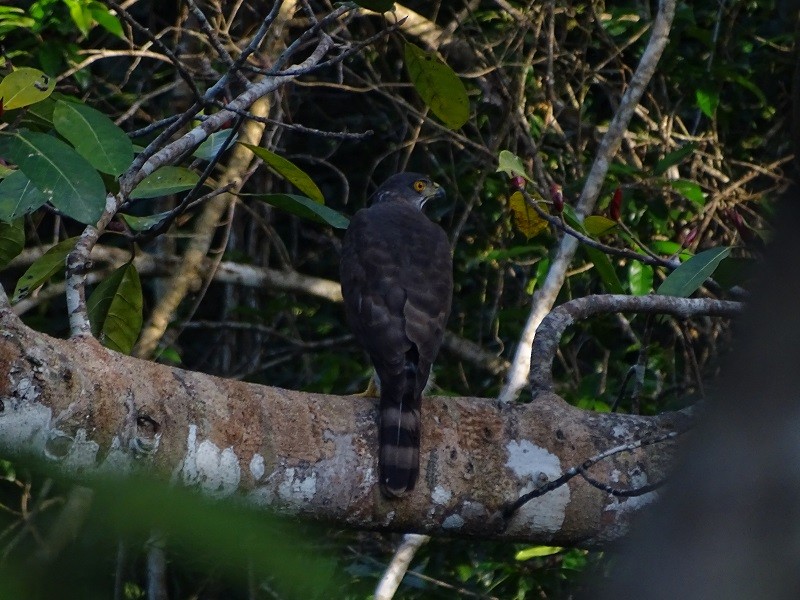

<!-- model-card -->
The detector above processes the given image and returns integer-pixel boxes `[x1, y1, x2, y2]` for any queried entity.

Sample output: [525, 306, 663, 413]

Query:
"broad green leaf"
[496, 150, 533, 182]
[0, 164, 14, 178]
[584, 246, 624, 294]
[515, 546, 563, 560]
[508, 191, 548, 238]
[0, 219, 24, 269]
[584, 215, 617, 236]
[404, 42, 469, 130]
[64, 0, 92, 36]
[119, 211, 173, 232]
[0, 67, 55, 110]
[87, 262, 143, 355]
[241, 144, 323, 203]
[696, 87, 719, 118]
[0, 130, 106, 224]
[653, 143, 697, 177]
[89, 1, 124, 37]
[129, 166, 200, 199]
[669, 179, 706, 207]
[651, 240, 692, 261]
[53, 99, 134, 175]
[0, 170, 48, 220]
[193, 129, 238, 160]
[628, 262, 654, 295]
[657, 246, 731, 297]
[252, 193, 349, 229]
[353, 0, 395, 11]
[12, 236, 79, 302]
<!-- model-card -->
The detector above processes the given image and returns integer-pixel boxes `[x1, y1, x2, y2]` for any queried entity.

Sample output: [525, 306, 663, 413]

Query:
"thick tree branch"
[0, 308, 685, 546]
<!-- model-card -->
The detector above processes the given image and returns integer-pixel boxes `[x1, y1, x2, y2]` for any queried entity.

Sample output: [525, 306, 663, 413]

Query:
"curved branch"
[529, 294, 743, 395]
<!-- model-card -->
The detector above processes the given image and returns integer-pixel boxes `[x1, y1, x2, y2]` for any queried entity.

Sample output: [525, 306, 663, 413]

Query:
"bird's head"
[369, 172, 445, 210]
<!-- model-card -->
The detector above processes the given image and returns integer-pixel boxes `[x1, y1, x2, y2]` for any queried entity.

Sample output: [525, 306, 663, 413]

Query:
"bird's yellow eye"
[413, 180, 426, 192]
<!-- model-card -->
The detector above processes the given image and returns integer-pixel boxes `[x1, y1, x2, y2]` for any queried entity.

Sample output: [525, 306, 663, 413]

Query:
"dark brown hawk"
[340, 173, 453, 498]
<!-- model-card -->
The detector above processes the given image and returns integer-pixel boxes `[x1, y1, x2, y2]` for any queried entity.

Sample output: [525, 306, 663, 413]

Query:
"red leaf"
[609, 187, 623, 221]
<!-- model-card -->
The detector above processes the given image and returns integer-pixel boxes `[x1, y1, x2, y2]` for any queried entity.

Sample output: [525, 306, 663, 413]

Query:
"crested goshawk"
[340, 173, 453, 498]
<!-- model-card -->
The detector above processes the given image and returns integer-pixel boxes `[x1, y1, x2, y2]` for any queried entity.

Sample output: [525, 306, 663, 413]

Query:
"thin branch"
[374, 534, 430, 600]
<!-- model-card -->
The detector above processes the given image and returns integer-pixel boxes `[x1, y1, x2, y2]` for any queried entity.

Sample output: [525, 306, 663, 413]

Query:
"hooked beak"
[423, 182, 446, 205]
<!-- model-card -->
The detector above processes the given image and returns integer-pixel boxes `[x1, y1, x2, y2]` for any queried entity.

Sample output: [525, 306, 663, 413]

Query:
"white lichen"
[504, 439, 569, 536]
[177, 424, 241, 498]
[250, 453, 266, 481]
[442, 514, 465, 530]
[431, 485, 451, 505]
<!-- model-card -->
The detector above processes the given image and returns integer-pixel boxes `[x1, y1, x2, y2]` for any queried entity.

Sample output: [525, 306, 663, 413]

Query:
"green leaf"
[129, 166, 200, 199]
[352, 0, 395, 11]
[496, 150, 533, 182]
[657, 246, 731, 297]
[12, 236, 79, 302]
[119, 211, 173, 232]
[584, 246, 624, 294]
[193, 129, 238, 160]
[0, 130, 106, 224]
[0, 67, 55, 110]
[252, 193, 349, 229]
[87, 262, 143, 355]
[404, 42, 469, 130]
[515, 546, 563, 560]
[89, 1, 124, 37]
[628, 262, 654, 295]
[64, 0, 92, 36]
[584, 215, 618, 236]
[53, 99, 134, 176]
[241, 144, 324, 203]
[669, 179, 706, 207]
[696, 87, 719, 118]
[0, 219, 24, 269]
[653, 143, 697, 177]
[0, 170, 48, 220]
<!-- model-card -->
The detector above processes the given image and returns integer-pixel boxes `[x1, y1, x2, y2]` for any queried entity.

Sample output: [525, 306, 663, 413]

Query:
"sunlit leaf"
[404, 42, 469, 130]
[129, 166, 200, 199]
[496, 150, 533, 182]
[515, 546, 563, 560]
[584, 215, 617, 236]
[0, 130, 106, 224]
[12, 237, 79, 302]
[87, 262, 143, 355]
[628, 262, 654, 295]
[657, 246, 731, 297]
[53, 99, 134, 175]
[508, 191, 549, 239]
[241, 144, 324, 203]
[0, 170, 48, 221]
[253, 193, 349, 229]
[0, 219, 24, 269]
[0, 67, 55, 110]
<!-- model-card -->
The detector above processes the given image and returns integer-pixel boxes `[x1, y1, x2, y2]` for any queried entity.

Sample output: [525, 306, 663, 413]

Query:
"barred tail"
[378, 360, 421, 498]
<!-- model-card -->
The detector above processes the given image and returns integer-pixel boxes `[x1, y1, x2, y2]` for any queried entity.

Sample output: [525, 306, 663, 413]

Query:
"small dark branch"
[502, 430, 682, 521]
[578, 467, 666, 498]
[105, 0, 202, 102]
[209, 103, 374, 139]
[529, 295, 743, 395]
[127, 115, 182, 139]
[519, 188, 678, 270]
[185, 0, 248, 86]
